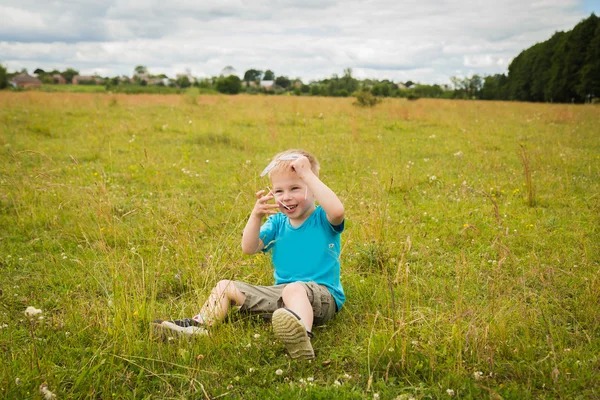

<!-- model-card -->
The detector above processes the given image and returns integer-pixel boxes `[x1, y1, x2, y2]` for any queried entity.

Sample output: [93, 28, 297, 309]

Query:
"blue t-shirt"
[260, 206, 345, 310]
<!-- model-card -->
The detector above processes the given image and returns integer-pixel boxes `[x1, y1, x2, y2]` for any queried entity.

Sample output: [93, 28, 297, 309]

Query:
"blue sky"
[581, 0, 598, 14]
[0, 0, 595, 84]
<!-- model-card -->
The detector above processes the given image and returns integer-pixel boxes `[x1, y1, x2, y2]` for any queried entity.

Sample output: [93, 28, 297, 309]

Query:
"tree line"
[1, 14, 597, 103]
[476, 14, 599, 103]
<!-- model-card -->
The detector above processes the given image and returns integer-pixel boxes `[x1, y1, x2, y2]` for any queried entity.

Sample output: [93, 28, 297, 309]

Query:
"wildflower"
[446, 389, 455, 396]
[39, 383, 56, 400]
[15, 378, 21, 385]
[454, 151, 463, 157]
[474, 371, 484, 380]
[205, 160, 209, 163]
[275, 369, 283, 376]
[373, 393, 380, 399]
[248, 368, 255, 373]
[189, 120, 192, 124]
[253, 333, 260, 339]
[307, 377, 314, 382]
[429, 175, 437, 181]
[334, 380, 342, 386]
[25, 306, 42, 317]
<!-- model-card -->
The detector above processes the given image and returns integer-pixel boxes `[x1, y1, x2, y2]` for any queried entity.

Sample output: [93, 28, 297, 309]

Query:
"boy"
[152, 149, 345, 360]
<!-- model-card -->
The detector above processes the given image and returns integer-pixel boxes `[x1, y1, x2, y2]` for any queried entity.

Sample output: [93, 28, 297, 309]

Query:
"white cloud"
[0, 0, 592, 84]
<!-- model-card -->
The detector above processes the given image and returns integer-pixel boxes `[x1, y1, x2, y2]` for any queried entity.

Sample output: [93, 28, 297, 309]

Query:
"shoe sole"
[150, 321, 208, 340]
[272, 309, 315, 360]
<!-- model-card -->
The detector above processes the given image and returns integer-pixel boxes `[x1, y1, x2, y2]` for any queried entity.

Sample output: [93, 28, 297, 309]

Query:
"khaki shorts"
[233, 281, 337, 326]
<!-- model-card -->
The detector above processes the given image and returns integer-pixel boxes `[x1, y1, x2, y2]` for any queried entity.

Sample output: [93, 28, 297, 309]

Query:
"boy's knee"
[215, 280, 236, 294]
[282, 282, 308, 299]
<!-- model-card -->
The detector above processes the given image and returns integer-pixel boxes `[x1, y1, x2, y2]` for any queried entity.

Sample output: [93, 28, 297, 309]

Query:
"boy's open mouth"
[282, 204, 297, 211]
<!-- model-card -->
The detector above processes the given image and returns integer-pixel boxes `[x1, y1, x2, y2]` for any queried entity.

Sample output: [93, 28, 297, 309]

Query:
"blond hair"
[269, 149, 320, 177]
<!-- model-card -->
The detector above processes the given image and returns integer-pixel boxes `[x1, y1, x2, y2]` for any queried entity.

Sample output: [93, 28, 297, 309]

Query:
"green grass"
[0, 92, 599, 399]
[37, 84, 107, 93]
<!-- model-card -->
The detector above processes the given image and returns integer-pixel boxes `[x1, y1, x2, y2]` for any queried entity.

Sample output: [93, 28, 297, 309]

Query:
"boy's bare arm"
[241, 190, 278, 254]
[291, 157, 345, 226]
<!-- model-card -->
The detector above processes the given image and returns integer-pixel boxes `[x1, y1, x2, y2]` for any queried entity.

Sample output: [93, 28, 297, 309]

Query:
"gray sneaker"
[272, 308, 315, 360]
[151, 318, 208, 339]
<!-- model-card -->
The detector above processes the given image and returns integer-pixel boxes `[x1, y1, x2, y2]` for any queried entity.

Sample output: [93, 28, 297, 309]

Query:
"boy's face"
[270, 169, 315, 224]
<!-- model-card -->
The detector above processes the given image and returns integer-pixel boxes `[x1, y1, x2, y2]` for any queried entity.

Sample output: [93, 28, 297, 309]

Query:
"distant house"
[9, 73, 42, 88]
[52, 74, 66, 84]
[397, 82, 407, 90]
[72, 75, 100, 84]
[260, 80, 274, 90]
[132, 73, 150, 84]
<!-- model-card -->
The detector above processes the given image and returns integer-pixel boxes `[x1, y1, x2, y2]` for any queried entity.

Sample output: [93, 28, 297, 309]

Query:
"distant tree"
[215, 75, 242, 94]
[481, 74, 509, 100]
[579, 18, 600, 101]
[263, 69, 275, 81]
[134, 65, 148, 75]
[34, 68, 45, 75]
[62, 68, 79, 83]
[176, 75, 191, 88]
[243, 69, 262, 83]
[0, 64, 8, 89]
[405, 80, 415, 88]
[275, 75, 291, 89]
[310, 85, 321, 96]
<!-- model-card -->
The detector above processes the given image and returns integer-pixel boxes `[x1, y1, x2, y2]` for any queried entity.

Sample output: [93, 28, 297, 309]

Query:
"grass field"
[0, 92, 599, 399]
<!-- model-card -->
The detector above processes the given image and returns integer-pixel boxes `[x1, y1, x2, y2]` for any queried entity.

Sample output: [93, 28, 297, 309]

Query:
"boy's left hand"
[290, 156, 313, 179]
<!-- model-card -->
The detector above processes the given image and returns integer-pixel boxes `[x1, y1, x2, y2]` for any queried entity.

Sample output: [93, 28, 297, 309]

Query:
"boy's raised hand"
[251, 189, 279, 218]
[290, 156, 313, 179]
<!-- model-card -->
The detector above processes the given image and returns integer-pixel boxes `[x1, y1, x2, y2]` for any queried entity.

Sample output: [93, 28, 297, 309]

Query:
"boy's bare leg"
[273, 282, 315, 359]
[197, 280, 246, 323]
[280, 282, 313, 330]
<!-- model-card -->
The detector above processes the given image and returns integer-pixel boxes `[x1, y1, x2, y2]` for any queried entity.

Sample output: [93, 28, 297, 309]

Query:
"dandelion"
[25, 306, 42, 317]
[446, 389, 455, 396]
[275, 369, 283, 376]
[39, 383, 56, 400]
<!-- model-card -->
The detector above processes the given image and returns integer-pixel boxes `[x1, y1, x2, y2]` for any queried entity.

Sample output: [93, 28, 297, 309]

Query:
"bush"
[215, 75, 242, 94]
[353, 90, 382, 107]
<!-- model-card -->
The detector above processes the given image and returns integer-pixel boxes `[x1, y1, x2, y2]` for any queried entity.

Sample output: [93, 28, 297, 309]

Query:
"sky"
[0, 0, 597, 85]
